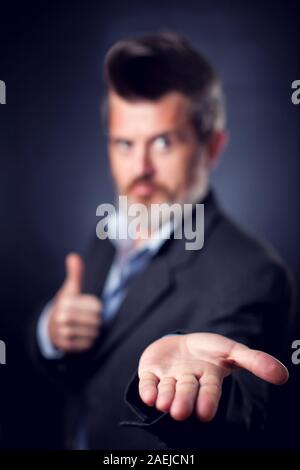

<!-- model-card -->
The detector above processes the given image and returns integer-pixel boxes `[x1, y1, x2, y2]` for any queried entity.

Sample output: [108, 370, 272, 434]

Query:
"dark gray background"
[0, 0, 299, 449]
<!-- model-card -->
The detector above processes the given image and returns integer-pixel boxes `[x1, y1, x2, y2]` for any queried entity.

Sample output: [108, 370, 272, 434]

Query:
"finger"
[156, 377, 176, 412]
[229, 343, 289, 385]
[75, 295, 102, 312]
[59, 336, 94, 353]
[195, 372, 223, 422]
[139, 371, 160, 406]
[169, 374, 199, 421]
[63, 253, 84, 295]
[66, 313, 101, 328]
[59, 295, 101, 314]
[57, 296, 101, 323]
[59, 324, 100, 340]
[56, 308, 101, 328]
[64, 337, 98, 350]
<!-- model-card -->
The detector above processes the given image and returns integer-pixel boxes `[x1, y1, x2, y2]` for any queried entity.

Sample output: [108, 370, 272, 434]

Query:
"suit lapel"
[94, 246, 173, 360]
[82, 236, 116, 297]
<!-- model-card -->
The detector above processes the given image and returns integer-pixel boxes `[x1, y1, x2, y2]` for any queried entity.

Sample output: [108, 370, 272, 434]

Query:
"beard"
[115, 166, 209, 239]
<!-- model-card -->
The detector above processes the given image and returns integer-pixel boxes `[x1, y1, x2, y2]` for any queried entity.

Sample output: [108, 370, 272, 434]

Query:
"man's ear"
[206, 130, 228, 169]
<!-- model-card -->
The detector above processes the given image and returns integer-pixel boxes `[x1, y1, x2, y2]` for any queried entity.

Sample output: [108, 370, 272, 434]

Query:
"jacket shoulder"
[197, 208, 295, 306]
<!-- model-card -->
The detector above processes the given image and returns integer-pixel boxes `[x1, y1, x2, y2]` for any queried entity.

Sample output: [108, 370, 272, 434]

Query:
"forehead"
[107, 91, 192, 138]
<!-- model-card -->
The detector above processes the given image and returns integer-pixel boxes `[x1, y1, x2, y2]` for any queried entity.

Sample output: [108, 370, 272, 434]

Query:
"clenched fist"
[48, 253, 102, 353]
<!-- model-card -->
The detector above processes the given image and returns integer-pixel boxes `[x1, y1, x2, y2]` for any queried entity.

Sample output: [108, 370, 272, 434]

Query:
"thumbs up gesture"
[48, 253, 102, 353]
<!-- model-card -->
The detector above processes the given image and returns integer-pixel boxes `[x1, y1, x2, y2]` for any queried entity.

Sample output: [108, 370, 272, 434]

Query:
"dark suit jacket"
[29, 188, 294, 450]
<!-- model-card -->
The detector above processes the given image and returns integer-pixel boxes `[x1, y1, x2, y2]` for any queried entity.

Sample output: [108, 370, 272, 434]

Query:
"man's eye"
[115, 140, 132, 152]
[153, 136, 171, 152]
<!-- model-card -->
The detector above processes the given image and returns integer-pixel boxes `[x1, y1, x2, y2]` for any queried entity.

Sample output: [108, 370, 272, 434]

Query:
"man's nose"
[133, 144, 155, 178]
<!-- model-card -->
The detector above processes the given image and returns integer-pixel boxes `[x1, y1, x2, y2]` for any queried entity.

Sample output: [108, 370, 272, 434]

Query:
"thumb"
[62, 252, 84, 295]
[229, 343, 289, 385]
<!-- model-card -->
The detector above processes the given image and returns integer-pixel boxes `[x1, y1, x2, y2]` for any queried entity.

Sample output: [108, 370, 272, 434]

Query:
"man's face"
[107, 91, 208, 206]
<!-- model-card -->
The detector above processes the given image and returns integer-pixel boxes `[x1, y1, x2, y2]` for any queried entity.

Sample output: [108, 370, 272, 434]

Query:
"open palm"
[138, 333, 288, 422]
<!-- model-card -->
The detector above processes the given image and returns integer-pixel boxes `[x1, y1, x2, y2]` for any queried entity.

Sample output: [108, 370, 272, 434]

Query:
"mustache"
[126, 175, 168, 194]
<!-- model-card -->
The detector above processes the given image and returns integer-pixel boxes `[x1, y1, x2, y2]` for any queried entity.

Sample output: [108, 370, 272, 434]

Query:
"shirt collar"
[106, 207, 174, 258]
[105, 183, 210, 258]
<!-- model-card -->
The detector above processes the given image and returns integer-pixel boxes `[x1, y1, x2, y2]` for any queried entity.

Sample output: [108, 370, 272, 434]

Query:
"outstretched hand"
[138, 333, 288, 422]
